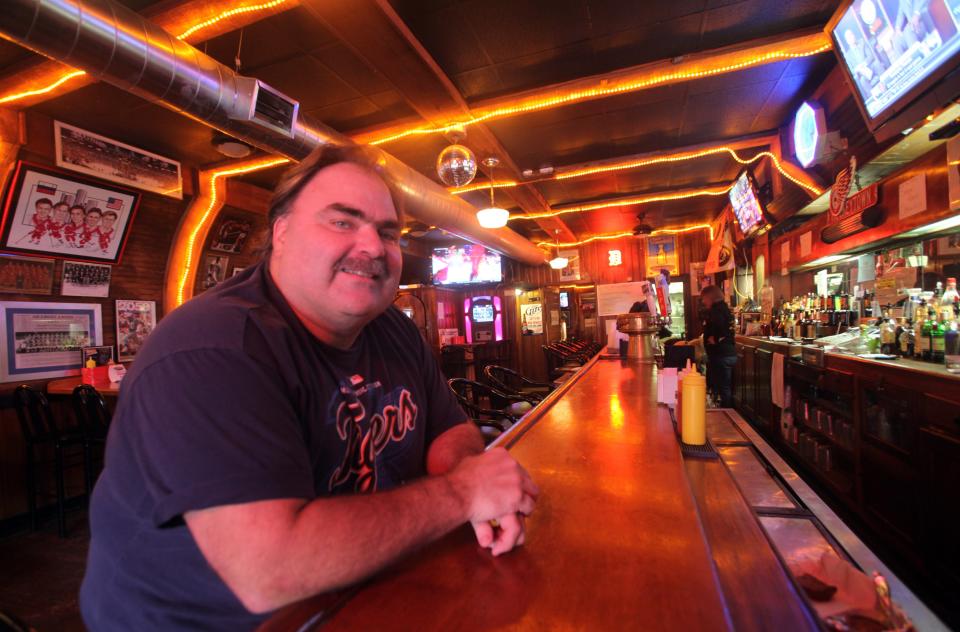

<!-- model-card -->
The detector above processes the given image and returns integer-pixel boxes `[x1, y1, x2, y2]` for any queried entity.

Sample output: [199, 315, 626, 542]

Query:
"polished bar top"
[264, 359, 821, 630]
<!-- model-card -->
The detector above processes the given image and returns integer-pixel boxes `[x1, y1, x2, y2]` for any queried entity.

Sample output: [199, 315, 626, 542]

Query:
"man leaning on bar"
[79, 145, 540, 631]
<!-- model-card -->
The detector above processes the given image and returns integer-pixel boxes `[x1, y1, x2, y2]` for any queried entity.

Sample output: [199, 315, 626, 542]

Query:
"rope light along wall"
[367, 41, 833, 146]
[535, 223, 715, 250]
[173, 157, 290, 307]
[0, 0, 293, 106]
[449, 146, 823, 217]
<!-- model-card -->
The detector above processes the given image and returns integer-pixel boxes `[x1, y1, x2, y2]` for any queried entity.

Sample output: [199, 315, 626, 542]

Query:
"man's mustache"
[338, 256, 388, 277]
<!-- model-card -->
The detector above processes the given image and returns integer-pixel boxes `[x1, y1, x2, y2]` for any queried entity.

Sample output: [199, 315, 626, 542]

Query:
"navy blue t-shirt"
[80, 262, 466, 631]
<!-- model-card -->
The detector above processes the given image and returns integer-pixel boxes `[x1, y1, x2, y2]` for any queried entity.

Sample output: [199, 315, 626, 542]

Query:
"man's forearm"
[188, 473, 469, 613]
[426, 421, 484, 476]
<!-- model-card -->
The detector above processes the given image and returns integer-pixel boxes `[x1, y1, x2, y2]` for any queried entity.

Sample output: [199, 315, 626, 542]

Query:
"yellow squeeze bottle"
[681, 371, 707, 446]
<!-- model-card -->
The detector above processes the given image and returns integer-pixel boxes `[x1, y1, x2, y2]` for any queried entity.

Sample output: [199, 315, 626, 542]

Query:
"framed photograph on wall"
[0, 300, 103, 382]
[61, 261, 112, 297]
[54, 121, 183, 199]
[202, 254, 229, 290]
[210, 216, 253, 254]
[115, 299, 156, 362]
[0, 254, 55, 295]
[82, 345, 114, 367]
[0, 161, 140, 264]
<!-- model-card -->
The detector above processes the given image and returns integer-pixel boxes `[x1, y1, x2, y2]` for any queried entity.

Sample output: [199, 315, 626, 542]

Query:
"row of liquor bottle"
[877, 277, 959, 372]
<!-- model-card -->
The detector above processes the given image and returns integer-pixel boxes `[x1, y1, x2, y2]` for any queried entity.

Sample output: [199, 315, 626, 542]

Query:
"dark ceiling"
[2, 0, 847, 246]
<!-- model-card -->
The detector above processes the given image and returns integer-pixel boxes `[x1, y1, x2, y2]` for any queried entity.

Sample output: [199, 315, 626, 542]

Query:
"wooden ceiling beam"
[0, 0, 299, 110]
[351, 27, 831, 147]
[299, 0, 576, 242]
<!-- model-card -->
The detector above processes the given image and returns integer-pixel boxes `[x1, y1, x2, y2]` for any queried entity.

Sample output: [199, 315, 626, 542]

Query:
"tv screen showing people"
[431, 244, 502, 285]
[832, 0, 960, 122]
[729, 170, 767, 237]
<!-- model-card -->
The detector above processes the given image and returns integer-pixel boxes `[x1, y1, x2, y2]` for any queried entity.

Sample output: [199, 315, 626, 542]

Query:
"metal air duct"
[0, 0, 546, 265]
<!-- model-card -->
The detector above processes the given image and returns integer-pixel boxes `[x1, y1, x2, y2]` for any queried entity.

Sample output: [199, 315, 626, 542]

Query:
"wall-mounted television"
[559, 291, 569, 308]
[729, 169, 770, 239]
[431, 244, 502, 285]
[828, 0, 960, 140]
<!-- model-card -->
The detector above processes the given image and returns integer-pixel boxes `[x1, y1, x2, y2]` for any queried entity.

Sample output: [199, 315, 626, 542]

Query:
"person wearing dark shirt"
[80, 145, 539, 630]
[700, 285, 737, 407]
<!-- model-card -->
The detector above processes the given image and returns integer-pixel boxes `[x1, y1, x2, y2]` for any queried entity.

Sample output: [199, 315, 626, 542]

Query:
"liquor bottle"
[943, 277, 958, 320]
[922, 307, 936, 362]
[901, 319, 915, 358]
[945, 321, 960, 374]
[915, 302, 928, 360]
[880, 314, 898, 355]
[894, 317, 905, 356]
[932, 312, 946, 363]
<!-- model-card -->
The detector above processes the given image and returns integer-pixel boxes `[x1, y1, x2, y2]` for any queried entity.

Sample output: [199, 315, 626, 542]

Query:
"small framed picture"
[210, 216, 253, 254]
[0, 161, 140, 264]
[0, 254, 55, 295]
[232, 267, 245, 277]
[202, 254, 229, 290]
[115, 299, 156, 362]
[82, 345, 114, 367]
[61, 261, 112, 297]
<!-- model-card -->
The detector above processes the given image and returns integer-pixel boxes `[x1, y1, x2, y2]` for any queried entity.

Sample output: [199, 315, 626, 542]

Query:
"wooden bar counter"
[264, 358, 821, 631]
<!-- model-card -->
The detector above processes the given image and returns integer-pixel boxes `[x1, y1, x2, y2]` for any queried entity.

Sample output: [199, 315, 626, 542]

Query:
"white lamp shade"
[549, 256, 569, 270]
[476, 206, 509, 228]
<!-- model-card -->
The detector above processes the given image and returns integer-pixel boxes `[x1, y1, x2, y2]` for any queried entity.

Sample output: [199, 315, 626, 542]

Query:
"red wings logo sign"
[829, 156, 856, 219]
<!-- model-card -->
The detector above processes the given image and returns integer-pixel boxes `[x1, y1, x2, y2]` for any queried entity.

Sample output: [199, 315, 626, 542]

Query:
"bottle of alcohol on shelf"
[932, 312, 946, 363]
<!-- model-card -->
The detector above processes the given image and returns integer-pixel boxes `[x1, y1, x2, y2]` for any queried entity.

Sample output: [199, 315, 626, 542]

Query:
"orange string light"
[175, 157, 290, 306]
[0, 0, 292, 106]
[536, 223, 714, 249]
[516, 185, 734, 221]
[368, 42, 832, 146]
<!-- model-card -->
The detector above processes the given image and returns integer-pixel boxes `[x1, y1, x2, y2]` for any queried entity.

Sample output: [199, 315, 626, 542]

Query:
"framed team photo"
[0, 161, 140, 265]
[0, 300, 103, 382]
[0, 254, 55, 295]
[54, 120, 183, 199]
[115, 299, 156, 362]
[61, 261, 112, 297]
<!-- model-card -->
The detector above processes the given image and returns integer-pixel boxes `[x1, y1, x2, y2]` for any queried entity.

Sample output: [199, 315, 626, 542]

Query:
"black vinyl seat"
[447, 378, 537, 443]
[483, 365, 553, 402]
[13, 385, 91, 538]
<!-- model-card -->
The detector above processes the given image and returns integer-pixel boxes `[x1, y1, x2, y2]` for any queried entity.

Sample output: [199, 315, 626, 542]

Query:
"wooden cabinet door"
[859, 379, 917, 457]
[919, 426, 960, 588]
[860, 441, 920, 549]
[755, 348, 773, 430]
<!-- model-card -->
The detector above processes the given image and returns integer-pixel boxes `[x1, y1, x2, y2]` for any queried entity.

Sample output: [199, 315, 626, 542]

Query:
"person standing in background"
[700, 285, 737, 407]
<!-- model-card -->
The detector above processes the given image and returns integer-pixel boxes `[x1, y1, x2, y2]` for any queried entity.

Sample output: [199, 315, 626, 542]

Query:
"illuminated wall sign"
[793, 101, 826, 168]
[608, 249, 623, 266]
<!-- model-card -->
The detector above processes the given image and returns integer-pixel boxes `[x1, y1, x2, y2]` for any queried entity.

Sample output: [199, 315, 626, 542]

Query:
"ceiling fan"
[633, 213, 654, 236]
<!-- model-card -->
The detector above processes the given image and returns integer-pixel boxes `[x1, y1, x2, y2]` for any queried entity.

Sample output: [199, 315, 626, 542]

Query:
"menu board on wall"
[597, 281, 648, 316]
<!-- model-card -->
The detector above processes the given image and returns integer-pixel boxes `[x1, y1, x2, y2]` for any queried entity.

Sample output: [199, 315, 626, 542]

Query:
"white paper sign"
[898, 173, 927, 219]
[521, 303, 543, 335]
[799, 232, 812, 258]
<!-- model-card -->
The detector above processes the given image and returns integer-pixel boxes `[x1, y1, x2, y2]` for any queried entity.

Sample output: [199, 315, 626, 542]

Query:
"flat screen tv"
[729, 169, 769, 239]
[828, 0, 960, 140]
[431, 244, 502, 285]
[559, 291, 569, 308]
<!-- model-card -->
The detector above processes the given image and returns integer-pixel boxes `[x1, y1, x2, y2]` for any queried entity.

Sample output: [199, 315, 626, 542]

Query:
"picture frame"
[0, 254, 55, 295]
[645, 235, 679, 276]
[61, 261, 112, 298]
[202, 254, 229, 290]
[210, 215, 253, 254]
[54, 120, 183, 199]
[115, 299, 156, 362]
[0, 161, 141, 265]
[82, 345, 114, 367]
[232, 267, 245, 277]
[0, 300, 103, 382]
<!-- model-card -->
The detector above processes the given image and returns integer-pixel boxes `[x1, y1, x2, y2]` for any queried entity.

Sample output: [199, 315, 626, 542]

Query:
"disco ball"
[436, 144, 477, 187]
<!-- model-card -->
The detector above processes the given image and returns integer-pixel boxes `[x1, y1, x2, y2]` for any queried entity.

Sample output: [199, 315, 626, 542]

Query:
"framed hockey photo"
[54, 121, 183, 199]
[61, 261, 112, 298]
[115, 299, 156, 362]
[0, 161, 140, 265]
[0, 300, 103, 382]
[0, 254, 55, 295]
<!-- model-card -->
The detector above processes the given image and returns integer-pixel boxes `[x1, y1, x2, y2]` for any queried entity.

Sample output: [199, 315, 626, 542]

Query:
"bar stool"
[483, 365, 553, 402]
[72, 384, 111, 496]
[13, 385, 90, 538]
